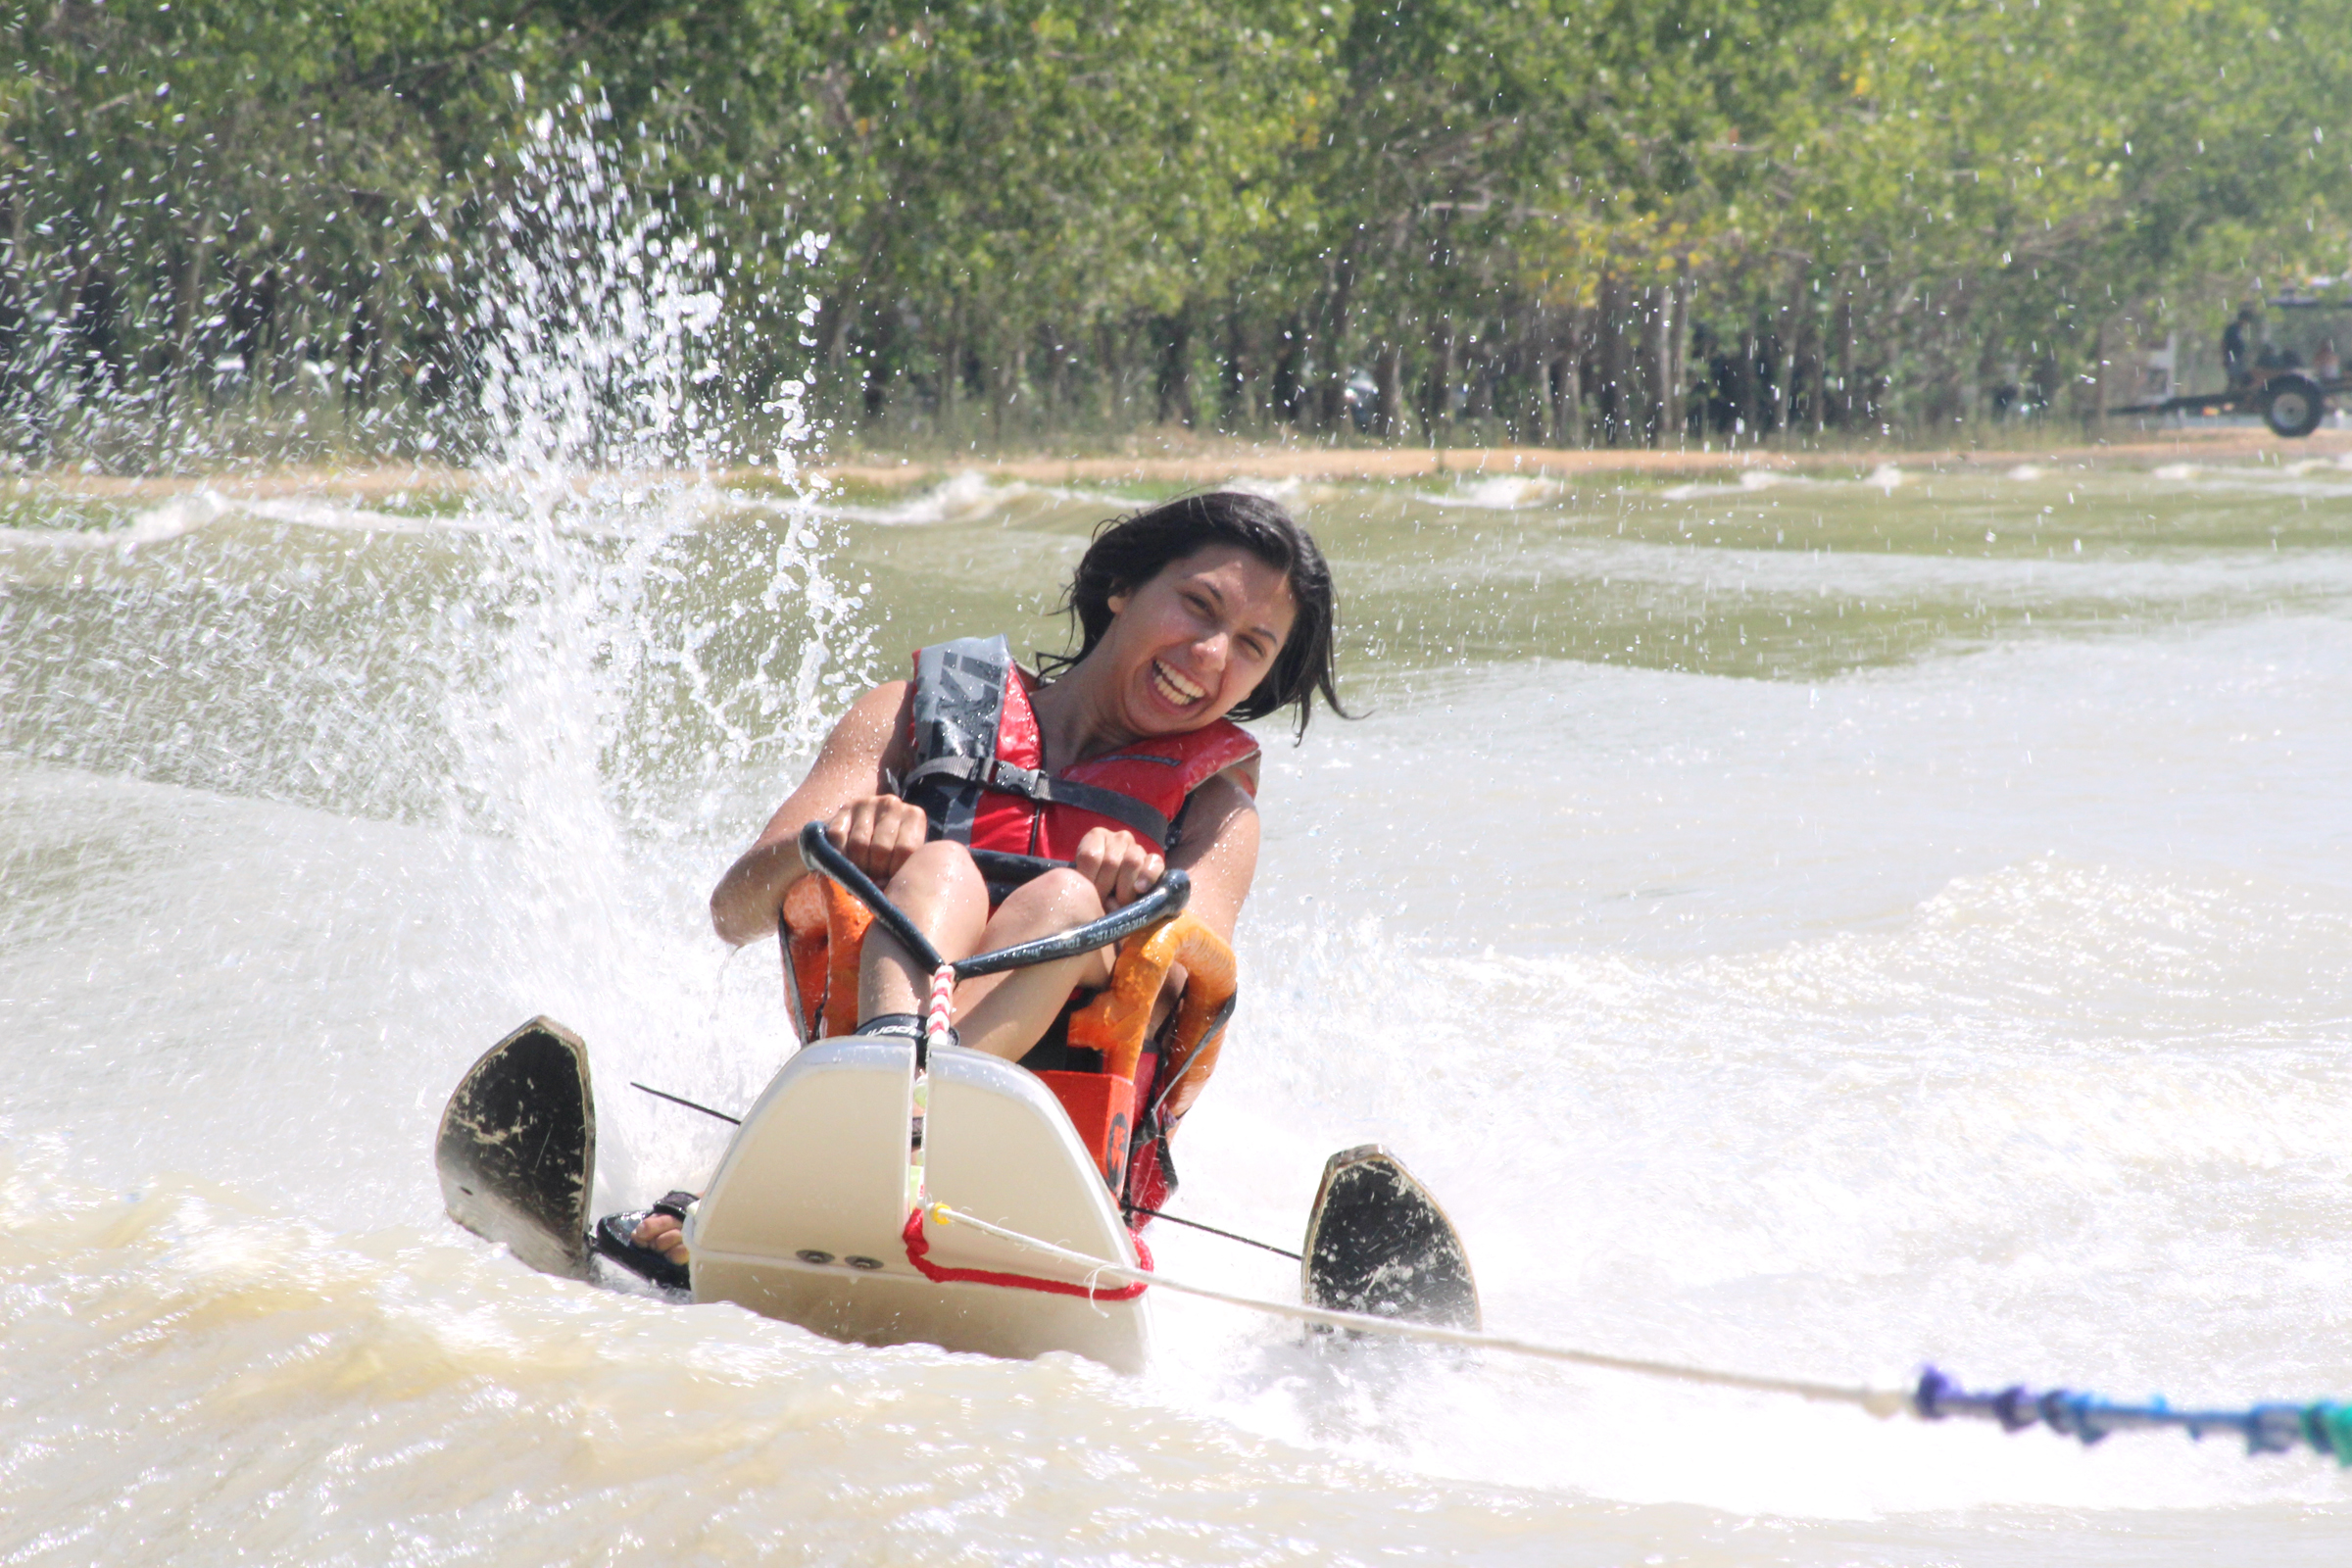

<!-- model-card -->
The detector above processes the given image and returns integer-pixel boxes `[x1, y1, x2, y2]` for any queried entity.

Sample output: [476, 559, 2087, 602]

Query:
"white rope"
[906, 965, 954, 1211]
[923, 963, 956, 1055]
[927, 1202, 1910, 1417]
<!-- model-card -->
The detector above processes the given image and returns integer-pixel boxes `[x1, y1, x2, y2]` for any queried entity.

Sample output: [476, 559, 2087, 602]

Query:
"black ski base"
[436, 1016, 598, 1280]
[1300, 1145, 1481, 1331]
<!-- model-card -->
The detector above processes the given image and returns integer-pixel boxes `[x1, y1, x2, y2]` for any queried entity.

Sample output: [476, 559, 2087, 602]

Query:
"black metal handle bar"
[796, 820, 1190, 982]
[953, 869, 1190, 977]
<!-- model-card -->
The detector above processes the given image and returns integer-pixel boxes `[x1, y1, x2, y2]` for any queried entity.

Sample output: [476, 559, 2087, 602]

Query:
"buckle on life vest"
[985, 759, 1047, 797]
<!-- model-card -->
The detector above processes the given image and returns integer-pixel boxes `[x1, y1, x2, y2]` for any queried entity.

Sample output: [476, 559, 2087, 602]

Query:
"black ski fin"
[1301, 1144, 1480, 1331]
[436, 1016, 596, 1280]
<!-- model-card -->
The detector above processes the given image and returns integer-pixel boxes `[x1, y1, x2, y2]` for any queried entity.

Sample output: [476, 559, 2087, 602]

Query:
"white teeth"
[1152, 661, 1204, 705]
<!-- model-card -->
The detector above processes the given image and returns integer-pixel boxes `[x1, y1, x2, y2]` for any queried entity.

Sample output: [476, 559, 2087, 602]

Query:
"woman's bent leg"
[953, 869, 1117, 1060]
[858, 842, 990, 1022]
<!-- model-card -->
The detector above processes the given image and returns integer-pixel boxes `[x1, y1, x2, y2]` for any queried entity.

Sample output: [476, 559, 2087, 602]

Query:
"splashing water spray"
[0, 90, 869, 1207]
[426, 96, 872, 1196]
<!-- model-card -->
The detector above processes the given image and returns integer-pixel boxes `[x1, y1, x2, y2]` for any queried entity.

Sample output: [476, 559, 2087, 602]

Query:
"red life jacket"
[901, 635, 1258, 862]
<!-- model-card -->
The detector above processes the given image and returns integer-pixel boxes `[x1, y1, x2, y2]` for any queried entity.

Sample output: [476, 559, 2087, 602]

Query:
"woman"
[631, 492, 1342, 1266]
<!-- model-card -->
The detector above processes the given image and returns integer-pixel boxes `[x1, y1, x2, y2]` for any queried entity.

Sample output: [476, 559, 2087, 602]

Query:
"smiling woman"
[633, 493, 1346, 1267]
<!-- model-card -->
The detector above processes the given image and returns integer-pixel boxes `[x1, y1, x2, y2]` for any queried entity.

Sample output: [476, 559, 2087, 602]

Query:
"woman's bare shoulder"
[1171, 770, 1259, 863]
[851, 678, 912, 716]
[1216, 751, 1263, 797]
[823, 679, 913, 754]
[774, 680, 913, 806]
[1195, 766, 1258, 814]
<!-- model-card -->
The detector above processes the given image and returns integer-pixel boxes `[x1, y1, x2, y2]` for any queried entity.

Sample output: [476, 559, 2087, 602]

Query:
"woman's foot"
[631, 1212, 688, 1264]
[587, 1198, 694, 1290]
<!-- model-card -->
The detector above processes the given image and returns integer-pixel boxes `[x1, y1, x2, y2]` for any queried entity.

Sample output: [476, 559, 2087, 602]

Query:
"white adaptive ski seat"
[687, 1038, 1152, 1372]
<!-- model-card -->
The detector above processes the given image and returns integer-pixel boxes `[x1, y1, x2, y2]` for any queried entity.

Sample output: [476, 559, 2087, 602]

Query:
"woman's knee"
[883, 841, 988, 937]
[887, 840, 983, 900]
[997, 866, 1104, 930]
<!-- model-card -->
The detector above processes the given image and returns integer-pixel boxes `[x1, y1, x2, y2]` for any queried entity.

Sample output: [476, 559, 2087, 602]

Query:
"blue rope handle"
[1916, 1366, 2352, 1461]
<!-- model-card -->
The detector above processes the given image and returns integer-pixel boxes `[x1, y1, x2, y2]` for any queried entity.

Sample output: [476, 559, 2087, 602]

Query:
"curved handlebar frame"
[794, 821, 1191, 982]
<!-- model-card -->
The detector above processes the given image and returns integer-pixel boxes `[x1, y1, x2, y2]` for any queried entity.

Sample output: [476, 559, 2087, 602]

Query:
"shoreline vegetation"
[11, 1, 2352, 468]
[13, 423, 2347, 510]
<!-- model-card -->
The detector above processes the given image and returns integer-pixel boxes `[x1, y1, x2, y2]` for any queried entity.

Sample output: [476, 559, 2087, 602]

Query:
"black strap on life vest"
[905, 634, 1174, 850]
[906, 637, 1010, 845]
[901, 755, 1172, 849]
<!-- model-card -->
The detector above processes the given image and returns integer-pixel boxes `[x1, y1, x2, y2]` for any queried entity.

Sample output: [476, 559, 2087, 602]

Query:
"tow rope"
[916, 1202, 2352, 1463]
[922, 963, 956, 1065]
[904, 962, 955, 1211]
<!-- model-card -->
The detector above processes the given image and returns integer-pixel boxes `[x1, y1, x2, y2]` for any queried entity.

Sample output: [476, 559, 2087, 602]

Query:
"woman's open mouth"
[1152, 660, 1206, 708]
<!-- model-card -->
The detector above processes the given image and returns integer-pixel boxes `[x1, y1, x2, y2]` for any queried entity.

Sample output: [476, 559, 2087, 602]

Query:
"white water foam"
[1138, 614, 2352, 1520]
[821, 467, 1037, 525]
[1417, 475, 1567, 511]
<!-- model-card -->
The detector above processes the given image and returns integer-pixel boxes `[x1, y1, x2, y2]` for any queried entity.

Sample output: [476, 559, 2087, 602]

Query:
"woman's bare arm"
[1163, 770, 1261, 945]
[709, 680, 914, 946]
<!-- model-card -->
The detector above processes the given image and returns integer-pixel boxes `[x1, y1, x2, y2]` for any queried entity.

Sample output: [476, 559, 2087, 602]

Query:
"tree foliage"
[6, 0, 2348, 459]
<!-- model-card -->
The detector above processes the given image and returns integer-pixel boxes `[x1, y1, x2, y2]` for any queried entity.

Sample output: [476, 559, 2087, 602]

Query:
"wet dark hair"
[1040, 491, 1348, 738]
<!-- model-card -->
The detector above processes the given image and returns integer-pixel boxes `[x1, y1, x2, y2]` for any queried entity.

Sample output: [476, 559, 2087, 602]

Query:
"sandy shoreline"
[12, 423, 2348, 502]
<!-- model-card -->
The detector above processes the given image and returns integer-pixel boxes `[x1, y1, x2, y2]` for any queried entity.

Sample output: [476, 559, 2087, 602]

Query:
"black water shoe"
[854, 1011, 958, 1049]
[589, 1190, 697, 1292]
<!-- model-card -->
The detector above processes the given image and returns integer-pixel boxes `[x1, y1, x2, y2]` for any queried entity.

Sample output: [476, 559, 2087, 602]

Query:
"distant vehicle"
[2116, 296, 2350, 438]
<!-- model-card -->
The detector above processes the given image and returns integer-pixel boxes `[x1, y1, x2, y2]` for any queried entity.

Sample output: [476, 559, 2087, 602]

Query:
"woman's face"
[1100, 545, 1298, 736]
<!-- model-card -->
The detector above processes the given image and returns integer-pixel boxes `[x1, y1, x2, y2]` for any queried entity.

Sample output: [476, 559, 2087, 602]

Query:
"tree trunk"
[342, 292, 376, 412]
[1815, 276, 1838, 436]
[1424, 318, 1455, 444]
[1373, 337, 1402, 438]
[1096, 317, 1124, 427]
[859, 297, 900, 424]
[172, 236, 210, 406]
[1463, 330, 1494, 422]
[71, 263, 125, 396]
[1219, 311, 1254, 432]
[1555, 307, 1586, 446]
[939, 306, 964, 433]
[1155, 308, 1196, 427]
[1639, 285, 1665, 447]
[1271, 317, 1304, 426]
[1740, 324, 1766, 441]
[1595, 278, 1625, 444]
[1044, 322, 1073, 425]
[1972, 329, 2004, 433]
[818, 291, 860, 369]
[1664, 274, 1690, 446]
[1522, 308, 1552, 445]
[1793, 280, 1825, 438]
[1316, 249, 1358, 432]
[1834, 280, 1855, 430]
[1776, 267, 1807, 440]
[2090, 318, 2114, 429]
[988, 319, 1021, 447]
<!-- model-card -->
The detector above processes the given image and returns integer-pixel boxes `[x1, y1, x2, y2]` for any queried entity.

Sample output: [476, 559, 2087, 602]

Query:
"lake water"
[6, 452, 2352, 1563]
